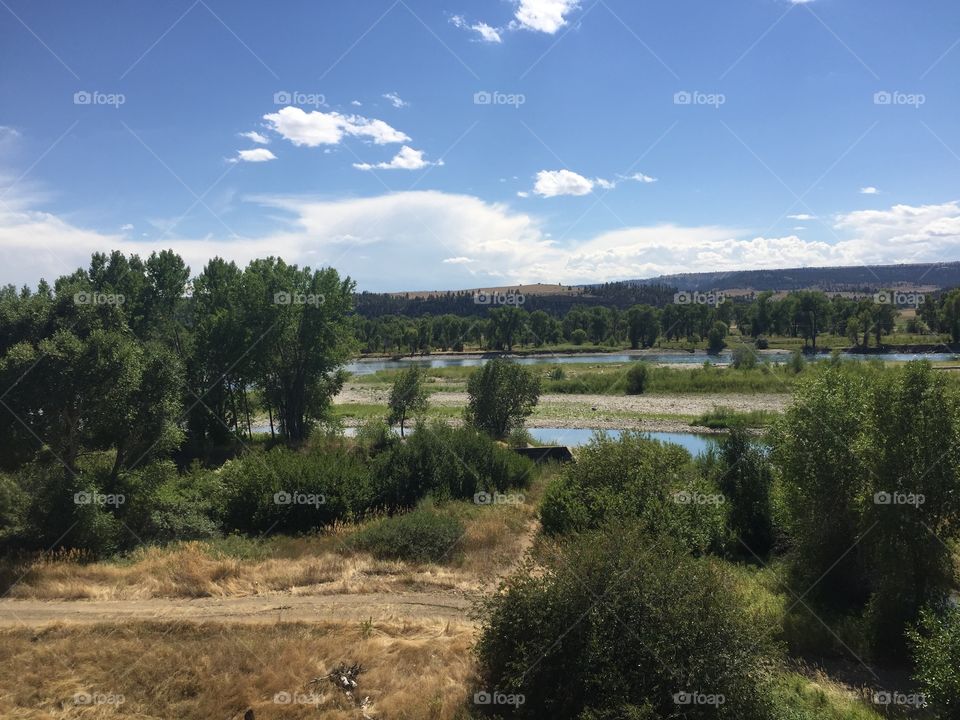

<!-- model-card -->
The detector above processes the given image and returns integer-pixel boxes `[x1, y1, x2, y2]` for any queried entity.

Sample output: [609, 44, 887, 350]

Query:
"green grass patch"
[693, 406, 780, 428]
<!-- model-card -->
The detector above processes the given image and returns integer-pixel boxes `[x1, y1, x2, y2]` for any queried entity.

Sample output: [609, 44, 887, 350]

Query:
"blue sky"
[1, 0, 959, 291]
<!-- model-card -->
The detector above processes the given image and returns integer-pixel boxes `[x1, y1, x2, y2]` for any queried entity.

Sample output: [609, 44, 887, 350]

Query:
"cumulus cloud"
[239, 131, 269, 144]
[263, 106, 410, 147]
[382, 92, 409, 108]
[788, 213, 816, 220]
[450, 14, 503, 42]
[512, 0, 580, 34]
[860, 186, 880, 194]
[231, 148, 277, 163]
[5, 187, 960, 292]
[533, 169, 595, 197]
[531, 169, 656, 196]
[353, 146, 438, 171]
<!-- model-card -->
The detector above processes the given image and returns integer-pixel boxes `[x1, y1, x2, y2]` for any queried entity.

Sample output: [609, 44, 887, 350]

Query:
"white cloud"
[787, 213, 816, 220]
[860, 186, 880, 194]
[594, 178, 616, 190]
[450, 14, 503, 43]
[351, 100, 362, 107]
[533, 169, 594, 197]
[353, 146, 438, 171]
[624, 172, 657, 184]
[517, 191, 530, 198]
[232, 148, 277, 163]
[512, 0, 580, 34]
[120, 223, 134, 232]
[263, 106, 410, 147]
[5, 188, 960, 292]
[472, 22, 503, 43]
[382, 92, 409, 108]
[239, 131, 269, 144]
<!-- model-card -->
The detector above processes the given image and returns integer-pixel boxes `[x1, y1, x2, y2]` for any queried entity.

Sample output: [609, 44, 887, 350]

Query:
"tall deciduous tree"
[465, 359, 540, 439]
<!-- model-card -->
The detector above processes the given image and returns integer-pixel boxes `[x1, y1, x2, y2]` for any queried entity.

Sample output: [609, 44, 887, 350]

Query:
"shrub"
[571, 328, 588, 345]
[731, 344, 759, 370]
[475, 523, 776, 719]
[625, 362, 649, 395]
[711, 428, 775, 557]
[755, 337, 769, 350]
[349, 508, 464, 564]
[707, 321, 728, 354]
[908, 607, 960, 718]
[220, 446, 374, 535]
[539, 432, 725, 554]
[0, 472, 26, 544]
[370, 422, 533, 510]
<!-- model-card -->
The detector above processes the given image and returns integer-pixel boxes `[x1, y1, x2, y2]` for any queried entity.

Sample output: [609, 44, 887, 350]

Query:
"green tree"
[714, 428, 774, 557]
[464, 359, 540, 439]
[706, 320, 728, 354]
[387, 365, 428, 437]
[626, 304, 659, 349]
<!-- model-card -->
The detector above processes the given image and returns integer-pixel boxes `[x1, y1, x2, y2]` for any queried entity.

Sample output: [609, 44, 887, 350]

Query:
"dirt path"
[0, 591, 474, 628]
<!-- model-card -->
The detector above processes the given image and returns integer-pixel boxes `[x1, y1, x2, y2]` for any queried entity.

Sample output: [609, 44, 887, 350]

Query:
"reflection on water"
[527, 428, 716, 456]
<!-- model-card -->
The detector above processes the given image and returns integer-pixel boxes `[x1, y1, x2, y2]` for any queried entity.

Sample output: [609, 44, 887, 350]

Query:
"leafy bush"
[625, 362, 649, 394]
[0, 472, 26, 543]
[731, 344, 759, 370]
[349, 508, 464, 564]
[475, 523, 776, 719]
[540, 432, 725, 554]
[711, 428, 775, 557]
[370, 422, 533, 510]
[908, 607, 960, 718]
[220, 446, 374, 535]
[571, 328, 588, 345]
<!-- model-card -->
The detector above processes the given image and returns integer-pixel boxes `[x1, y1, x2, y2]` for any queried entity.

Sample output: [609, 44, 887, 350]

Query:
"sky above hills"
[2, 0, 960, 291]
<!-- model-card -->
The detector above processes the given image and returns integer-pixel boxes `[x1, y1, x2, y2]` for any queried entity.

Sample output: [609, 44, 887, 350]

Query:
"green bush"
[731, 344, 759, 370]
[0, 472, 27, 543]
[625, 362, 649, 394]
[349, 508, 464, 564]
[475, 523, 776, 719]
[539, 432, 725, 554]
[571, 328, 588, 345]
[370, 422, 533, 509]
[220, 446, 374, 535]
[908, 607, 960, 718]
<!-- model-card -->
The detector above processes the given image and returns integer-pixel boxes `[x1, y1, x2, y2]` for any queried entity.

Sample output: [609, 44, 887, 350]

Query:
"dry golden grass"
[2, 490, 543, 601]
[0, 620, 476, 719]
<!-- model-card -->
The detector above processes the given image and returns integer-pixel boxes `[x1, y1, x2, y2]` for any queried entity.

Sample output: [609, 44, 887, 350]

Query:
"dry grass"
[0, 620, 476, 719]
[1, 488, 544, 601]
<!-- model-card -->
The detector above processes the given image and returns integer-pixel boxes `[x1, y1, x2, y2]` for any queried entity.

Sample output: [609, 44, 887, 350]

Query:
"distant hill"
[626, 262, 960, 293]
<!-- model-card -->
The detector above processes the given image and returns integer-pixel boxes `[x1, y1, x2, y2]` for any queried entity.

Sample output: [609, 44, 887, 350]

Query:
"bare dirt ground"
[0, 591, 473, 628]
